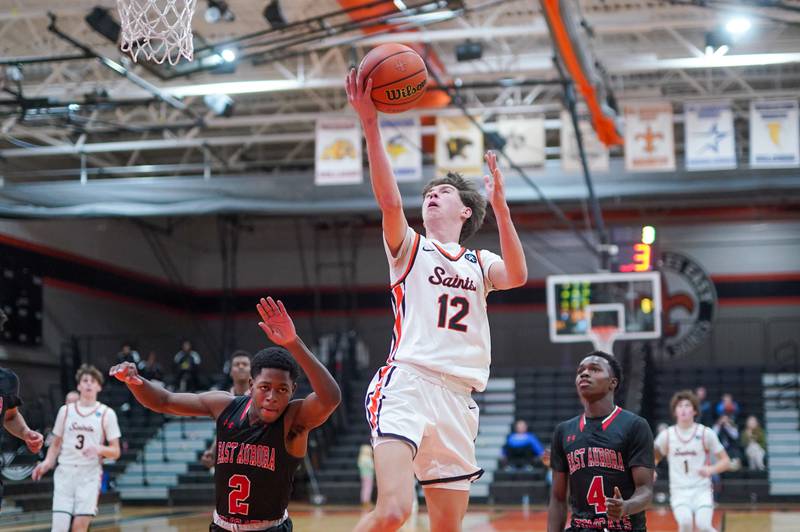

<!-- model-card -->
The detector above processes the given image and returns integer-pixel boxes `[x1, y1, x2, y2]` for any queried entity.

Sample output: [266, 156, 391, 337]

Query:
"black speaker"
[85, 7, 121, 43]
[263, 0, 287, 29]
[455, 41, 482, 62]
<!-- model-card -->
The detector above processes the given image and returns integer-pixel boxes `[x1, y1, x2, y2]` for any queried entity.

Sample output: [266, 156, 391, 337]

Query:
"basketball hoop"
[117, 0, 198, 65]
[588, 326, 619, 355]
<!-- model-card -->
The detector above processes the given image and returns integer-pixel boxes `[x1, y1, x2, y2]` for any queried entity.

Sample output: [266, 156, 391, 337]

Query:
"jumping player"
[110, 297, 340, 532]
[654, 390, 730, 532]
[346, 70, 528, 531]
[548, 352, 655, 532]
[32, 365, 121, 532]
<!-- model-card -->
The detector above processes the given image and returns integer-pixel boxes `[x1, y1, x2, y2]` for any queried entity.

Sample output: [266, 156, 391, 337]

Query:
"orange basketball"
[358, 44, 428, 114]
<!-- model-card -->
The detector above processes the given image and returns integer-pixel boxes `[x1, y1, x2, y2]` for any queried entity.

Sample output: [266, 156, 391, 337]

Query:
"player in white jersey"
[347, 70, 528, 531]
[32, 365, 121, 532]
[654, 390, 731, 532]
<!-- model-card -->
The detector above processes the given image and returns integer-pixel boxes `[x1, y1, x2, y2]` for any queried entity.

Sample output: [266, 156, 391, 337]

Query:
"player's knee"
[373, 500, 412, 529]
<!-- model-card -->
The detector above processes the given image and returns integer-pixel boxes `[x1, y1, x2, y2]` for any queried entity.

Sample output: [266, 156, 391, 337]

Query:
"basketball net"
[117, 0, 198, 65]
[588, 326, 619, 354]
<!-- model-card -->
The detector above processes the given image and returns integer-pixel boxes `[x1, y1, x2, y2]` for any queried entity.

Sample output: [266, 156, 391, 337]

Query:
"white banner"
[560, 111, 609, 172]
[750, 100, 800, 168]
[436, 116, 484, 177]
[379, 116, 422, 182]
[496, 116, 545, 167]
[624, 102, 676, 172]
[315, 117, 363, 186]
[684, 101, 737, 170]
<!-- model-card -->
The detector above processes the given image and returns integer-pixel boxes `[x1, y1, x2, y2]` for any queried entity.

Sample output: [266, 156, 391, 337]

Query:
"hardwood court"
[4, 505, 799, 531]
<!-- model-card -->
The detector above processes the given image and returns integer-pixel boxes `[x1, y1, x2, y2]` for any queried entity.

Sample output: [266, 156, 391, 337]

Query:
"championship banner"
[496, 116, 545, 167]
[750, 100, 800, 168]
[684, 101, 736, 171]
[560, 111, 609, 172]
[624, 102, 676, 172]
[379, 116, 422, 182]
[436, 116, 484, 177]
[315, 117, 363, 186]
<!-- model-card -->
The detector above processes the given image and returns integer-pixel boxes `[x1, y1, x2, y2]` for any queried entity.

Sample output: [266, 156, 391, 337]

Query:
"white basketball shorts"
[53, 463, 103, 516]
[670, 483, 714, 513]
[364, 363, 483, 491]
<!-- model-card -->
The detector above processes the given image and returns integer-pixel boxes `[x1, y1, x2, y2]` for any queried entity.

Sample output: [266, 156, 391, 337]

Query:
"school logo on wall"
[658, 251, 717, 359]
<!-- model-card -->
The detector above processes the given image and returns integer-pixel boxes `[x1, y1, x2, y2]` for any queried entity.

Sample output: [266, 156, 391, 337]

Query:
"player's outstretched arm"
[483, 151, 528, 290]
[257, 297, 341, 431]
[345, 68, 408, 254]
[3, 407, 43, 453]
[547, 470, 569, 532]
[109, 362, 232, 419]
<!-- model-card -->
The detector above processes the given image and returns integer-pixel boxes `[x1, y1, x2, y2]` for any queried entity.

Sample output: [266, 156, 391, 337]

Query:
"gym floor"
[3, 504, 798, 531]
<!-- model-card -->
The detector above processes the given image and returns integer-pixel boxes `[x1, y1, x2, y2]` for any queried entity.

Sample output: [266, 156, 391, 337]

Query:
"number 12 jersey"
[384, 228, 501, 392]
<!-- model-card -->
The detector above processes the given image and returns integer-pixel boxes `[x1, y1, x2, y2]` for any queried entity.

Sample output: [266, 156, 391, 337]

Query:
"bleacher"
[491, 367, 582, 505]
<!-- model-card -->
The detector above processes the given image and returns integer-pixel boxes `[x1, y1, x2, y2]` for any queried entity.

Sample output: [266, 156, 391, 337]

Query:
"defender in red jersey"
[110, 297, 340, 532]
[548, 352, 655, 532]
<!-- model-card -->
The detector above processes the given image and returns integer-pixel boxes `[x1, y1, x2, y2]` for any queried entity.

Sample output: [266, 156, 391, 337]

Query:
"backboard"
[547, 271, 662, 350]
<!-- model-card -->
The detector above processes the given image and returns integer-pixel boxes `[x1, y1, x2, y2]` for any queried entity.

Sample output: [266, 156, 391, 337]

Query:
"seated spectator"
[741, 415, 767, 471]
[713, 415, 742, 471]
[173, 339, 202, 392]
[502, 419, 544, 471]
[117, 342, 144, 369]
[140, 351, 165, 385]
[716, 393, 740, 421]
[695, 386, 714, 427]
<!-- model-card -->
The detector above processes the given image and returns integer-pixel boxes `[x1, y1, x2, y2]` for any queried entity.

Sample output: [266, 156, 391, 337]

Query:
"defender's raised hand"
[484, 150, 507, 209]
[345, 67, 377, 124]
[257, 297, 297, 347]
[109, 361, 143, 386]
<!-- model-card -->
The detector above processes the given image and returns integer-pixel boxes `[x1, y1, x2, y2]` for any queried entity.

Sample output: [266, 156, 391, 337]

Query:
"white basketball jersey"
[655, 423, 723, 490]
[53, 402, 121, 466]
[384, 228, 501, 392]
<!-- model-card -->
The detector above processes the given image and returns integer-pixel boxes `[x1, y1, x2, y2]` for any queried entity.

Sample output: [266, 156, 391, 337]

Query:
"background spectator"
[173, 340, 202, 392]
[741, 415, 767, 471]
[695, 386, 714, 427]
[716, 393, 740, 421]
[357, 443, 374, 507]
[714, 415, 743, 471]
[117, 342, 144, 369]
[140, 351, 164, 385]
[502, 419, 544, 471]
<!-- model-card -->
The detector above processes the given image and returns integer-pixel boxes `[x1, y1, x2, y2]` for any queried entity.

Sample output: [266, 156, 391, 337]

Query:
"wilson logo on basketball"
[385, 80, 427, 101]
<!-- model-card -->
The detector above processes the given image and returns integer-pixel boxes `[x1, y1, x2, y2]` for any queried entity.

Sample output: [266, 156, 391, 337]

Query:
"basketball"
[357, 43, 428, 113]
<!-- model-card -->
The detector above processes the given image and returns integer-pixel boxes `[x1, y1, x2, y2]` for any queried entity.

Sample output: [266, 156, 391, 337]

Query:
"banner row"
[314, 100, 800, 185]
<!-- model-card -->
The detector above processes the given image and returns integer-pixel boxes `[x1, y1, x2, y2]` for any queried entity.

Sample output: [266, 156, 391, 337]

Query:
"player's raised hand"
[109, 362, 143, 386]
[605, 486, 627, 521]
[23, 429, 43, 454]
[346, 67, 377, 123]
[257, 297, 297, 347]
[483, 150, 507, 209]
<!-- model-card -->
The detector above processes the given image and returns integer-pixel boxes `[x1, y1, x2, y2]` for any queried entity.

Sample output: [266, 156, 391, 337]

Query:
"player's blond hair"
[422, 172, 486, 244]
